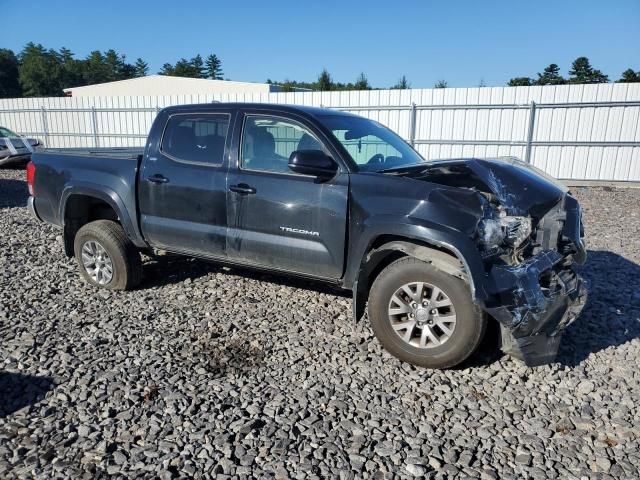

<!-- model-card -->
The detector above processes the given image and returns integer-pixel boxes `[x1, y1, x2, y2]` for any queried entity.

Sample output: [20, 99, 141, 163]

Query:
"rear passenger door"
[139, 111, 232, 258]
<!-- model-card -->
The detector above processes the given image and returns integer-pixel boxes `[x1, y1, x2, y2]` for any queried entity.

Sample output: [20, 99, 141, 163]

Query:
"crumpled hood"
[383, 157, 567, 218]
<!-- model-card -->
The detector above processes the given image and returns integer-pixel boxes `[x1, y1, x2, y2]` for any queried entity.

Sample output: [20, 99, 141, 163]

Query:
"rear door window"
[161, 114, 230, 165]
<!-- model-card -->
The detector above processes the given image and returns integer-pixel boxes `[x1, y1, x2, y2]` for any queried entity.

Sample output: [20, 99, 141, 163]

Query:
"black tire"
[368, 256, 486, 369]
[73, 220, 142, 290]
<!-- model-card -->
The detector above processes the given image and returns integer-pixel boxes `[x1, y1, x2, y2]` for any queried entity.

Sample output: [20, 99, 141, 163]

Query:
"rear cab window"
[160, 114, 230, 165]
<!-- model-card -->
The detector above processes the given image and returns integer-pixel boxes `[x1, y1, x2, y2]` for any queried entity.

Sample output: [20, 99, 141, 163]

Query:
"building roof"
[63, 75, 310, 96]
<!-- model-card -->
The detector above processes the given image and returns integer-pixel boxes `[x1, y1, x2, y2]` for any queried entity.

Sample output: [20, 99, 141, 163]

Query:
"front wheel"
[368, 257, 486, 369]
[73, 220, 142, 290]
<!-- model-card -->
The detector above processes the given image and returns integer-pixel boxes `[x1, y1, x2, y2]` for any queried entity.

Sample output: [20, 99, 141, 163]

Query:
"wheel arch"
[60, 185, 143, 257]
[351, 235, 475, 322]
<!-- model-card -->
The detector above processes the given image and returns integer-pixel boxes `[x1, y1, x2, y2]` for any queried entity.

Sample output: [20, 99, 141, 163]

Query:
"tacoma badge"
[279, 226, 320, 237]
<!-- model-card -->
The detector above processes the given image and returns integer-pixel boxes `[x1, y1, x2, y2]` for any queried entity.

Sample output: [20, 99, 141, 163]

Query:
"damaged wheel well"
[352, 235, 470, 321]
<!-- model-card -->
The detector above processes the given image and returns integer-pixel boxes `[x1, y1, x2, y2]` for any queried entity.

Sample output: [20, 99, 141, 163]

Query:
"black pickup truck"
[28, 103, 587, 368]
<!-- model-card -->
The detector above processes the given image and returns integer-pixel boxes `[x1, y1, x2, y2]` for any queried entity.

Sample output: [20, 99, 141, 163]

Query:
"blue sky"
[5, 0, 639, 88]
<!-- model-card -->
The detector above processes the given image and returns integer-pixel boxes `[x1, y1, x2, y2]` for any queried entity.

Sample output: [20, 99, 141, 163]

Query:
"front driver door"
[226, 112, 349, 279]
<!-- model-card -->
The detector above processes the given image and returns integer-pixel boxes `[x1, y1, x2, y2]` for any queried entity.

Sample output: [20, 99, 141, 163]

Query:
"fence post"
[40, 106, 50, 146]
[409, 103, 417, 147]
[524, 101, 536, 163]
[91, 106, 99, 148]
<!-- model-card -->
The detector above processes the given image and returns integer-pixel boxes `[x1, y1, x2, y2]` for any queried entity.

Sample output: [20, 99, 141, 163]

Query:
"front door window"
[241, 116, 325, 174]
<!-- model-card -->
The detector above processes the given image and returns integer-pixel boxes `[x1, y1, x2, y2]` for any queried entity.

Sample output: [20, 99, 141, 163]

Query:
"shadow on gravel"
[142, 255, 349, 297]
[0, 372, 54, 418]
[0, 178, 28, 209]
[142, 256, 221, 287]
[557, 250, 640, 367]
[227, 266, 349, 297]
[462, 317, 504, 368]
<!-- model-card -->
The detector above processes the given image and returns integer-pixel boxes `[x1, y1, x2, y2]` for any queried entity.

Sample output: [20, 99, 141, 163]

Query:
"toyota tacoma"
[27, 103, 587, 368]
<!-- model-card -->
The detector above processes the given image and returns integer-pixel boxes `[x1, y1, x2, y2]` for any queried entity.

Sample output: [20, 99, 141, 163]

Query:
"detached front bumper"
[483, 250, 588, 366]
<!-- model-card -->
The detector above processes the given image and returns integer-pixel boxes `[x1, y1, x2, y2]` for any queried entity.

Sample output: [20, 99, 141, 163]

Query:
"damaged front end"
[469, 161, 588, 366]
[479, 192, 588, 366]
[387, 157, 589, 366]
[485, 250, 587, 366]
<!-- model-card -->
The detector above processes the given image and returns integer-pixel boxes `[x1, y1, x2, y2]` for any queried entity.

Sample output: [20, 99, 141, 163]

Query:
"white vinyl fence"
[1, 83, 639, 181]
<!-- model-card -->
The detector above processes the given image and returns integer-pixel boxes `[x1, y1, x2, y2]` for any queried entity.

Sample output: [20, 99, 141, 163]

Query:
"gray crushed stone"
[1, 167, 639, 479]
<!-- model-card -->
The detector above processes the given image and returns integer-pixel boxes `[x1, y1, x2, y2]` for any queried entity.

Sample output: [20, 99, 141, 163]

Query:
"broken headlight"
[478, 214, 532, 250]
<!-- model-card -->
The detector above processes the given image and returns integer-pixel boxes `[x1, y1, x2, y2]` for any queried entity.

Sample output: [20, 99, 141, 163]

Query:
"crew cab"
[28, 103, 587, 368]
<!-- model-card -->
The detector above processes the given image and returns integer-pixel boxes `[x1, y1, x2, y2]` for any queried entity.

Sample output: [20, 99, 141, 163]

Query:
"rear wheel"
[73, 220, 142, 290]
[368, 256, 486, 369]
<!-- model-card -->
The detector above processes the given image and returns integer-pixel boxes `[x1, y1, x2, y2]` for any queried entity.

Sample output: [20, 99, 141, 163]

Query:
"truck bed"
[31, 148, 143, 233]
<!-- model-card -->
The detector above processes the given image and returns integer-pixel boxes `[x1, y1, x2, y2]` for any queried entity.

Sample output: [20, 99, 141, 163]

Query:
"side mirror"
[288, 150, 338, 177]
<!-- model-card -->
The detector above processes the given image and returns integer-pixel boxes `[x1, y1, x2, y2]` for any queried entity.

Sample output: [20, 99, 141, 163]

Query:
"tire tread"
[369, 256, 486, 369]
[73, 220, 142, 290]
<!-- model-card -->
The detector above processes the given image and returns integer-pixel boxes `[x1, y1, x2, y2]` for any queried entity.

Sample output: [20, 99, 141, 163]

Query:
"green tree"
[104, 49, 122, 82]
[56, 47, 85, 89]
[316, 69, 333, 91]
[190, 54, 205, 78]
[392, 75, 410, 89]
[618, 68, 640, 83]
[279, 80, 297, 92]
[97, 50, 135, 81]
[535, 64, 566, 85]
[434, 80, 448, 88]
[507, 77, 534, 86]
[0, 49, 22, 98]
[205, 54, 223, 80]
[172, 59, 193, 77]
[83, 50, 110, 85]
[112, 53, 136, 80]
[161, 56, 207, 78]
[158, 63, 175, 76]
[354, 72, 370, 90]
[568, 57, 608, 84]
[134, 58, 149, 77]
[118, 59, 137, 80]
[18, 42, 62, 96]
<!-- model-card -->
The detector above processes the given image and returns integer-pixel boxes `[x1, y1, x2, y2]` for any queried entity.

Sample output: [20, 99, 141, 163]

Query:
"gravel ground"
[1, 167, 639, 479]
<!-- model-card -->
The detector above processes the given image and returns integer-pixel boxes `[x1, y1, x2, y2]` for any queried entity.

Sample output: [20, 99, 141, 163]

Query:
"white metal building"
[63, 75, 308, 97]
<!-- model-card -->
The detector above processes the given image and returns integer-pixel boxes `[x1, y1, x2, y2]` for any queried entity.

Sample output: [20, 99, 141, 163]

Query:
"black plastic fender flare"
[352, 240, 471, 322]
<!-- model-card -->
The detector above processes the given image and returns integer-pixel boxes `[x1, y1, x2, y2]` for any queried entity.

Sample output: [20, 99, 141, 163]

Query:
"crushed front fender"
[482, 250, 588, 366]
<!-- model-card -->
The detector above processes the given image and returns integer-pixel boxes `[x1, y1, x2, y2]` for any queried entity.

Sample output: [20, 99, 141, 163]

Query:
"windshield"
[318, 115, 426, 172]
[0, 127, 18, 138]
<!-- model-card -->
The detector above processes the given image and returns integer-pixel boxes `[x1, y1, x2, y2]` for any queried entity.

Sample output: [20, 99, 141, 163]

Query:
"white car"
[0, 127, 42, 167]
